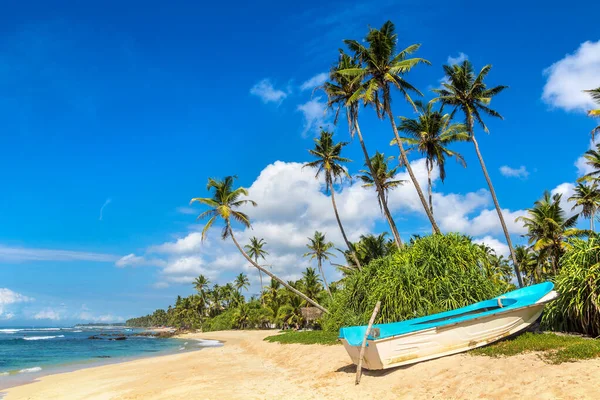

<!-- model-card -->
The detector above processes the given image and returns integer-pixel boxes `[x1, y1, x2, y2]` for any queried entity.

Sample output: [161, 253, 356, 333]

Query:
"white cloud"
[499, 165, 529, 179]
[0, 245, 119, 263]
[447, 52, 468, 65]
[551, 182, 579, 218]
[575, 137, 600, 176]
[99, 198, 112, 221]
[250, 79, 287, 104]
[120, 159, 540, 292]
[34, 309, 62, 320]
[149, 232, 204, 254]
[300, 72, 328, 91]
[115, 253, 166, 268]
[175, 206, 197, 215]
[473, 236, 510, 258]
[542, 40, 600, 113]
[0, 288, 33, 318]
[297, 96, 331, 136]
[77, 312, 124, 323]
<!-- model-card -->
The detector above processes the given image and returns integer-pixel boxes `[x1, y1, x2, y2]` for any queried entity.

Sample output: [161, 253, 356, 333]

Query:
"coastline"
[2, 330, 600, 399]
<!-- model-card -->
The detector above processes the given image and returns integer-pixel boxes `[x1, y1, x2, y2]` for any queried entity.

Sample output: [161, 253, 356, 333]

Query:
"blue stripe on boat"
[339, 282, 554, 347]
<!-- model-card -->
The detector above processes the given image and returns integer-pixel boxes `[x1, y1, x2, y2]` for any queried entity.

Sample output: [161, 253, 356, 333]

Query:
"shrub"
[322, 233, 512, 331]
[202, 309, 237, 332]
[542, 236, 600, 337]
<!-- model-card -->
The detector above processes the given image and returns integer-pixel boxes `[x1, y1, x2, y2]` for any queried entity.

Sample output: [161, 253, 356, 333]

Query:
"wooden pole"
[355, 301, 381, 385]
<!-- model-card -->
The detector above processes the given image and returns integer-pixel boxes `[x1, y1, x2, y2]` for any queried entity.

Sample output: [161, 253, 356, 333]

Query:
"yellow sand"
[4, 330, 600, 399]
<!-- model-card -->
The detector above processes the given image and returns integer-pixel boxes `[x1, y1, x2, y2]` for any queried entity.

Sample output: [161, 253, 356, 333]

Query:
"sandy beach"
[3, 330, 600, 399]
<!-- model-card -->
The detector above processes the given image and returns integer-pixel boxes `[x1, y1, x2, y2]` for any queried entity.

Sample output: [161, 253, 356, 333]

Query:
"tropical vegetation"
[126, 20, 600, 344]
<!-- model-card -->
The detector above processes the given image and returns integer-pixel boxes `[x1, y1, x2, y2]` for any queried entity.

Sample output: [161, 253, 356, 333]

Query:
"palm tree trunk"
[255, 255, 264, 305]
[427, 158, 434, 220]
[352, 113, 403, 249]
[317, 258, 333, 299]
[328, 175, 362, 270]
[227, 222, 328, 313]
[591, 210, 595, 232]
[470, 133, 523, 288]
[386, 104, 441, 234]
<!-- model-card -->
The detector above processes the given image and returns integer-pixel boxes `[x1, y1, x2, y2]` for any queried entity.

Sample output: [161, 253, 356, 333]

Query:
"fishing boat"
[339, 282, 558, 370]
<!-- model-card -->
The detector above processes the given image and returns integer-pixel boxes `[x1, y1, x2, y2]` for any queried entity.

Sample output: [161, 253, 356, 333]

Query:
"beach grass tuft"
[471, 332, 600, 364]
[264, 330, 340, 346]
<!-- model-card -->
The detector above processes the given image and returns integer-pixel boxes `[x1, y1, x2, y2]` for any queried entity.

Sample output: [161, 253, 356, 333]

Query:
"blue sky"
[1, 0, 599, 325]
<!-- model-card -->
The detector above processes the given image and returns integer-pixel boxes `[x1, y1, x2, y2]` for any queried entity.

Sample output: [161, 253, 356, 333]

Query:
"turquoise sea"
[0, 326, 220, 391]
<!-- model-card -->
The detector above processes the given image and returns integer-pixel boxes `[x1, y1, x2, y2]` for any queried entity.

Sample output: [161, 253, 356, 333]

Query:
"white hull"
[341, 291, 557, 370]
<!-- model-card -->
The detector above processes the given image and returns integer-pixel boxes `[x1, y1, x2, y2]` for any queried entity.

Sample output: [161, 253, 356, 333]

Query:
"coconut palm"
[304, 130, 361, 270]
[359, 152, 405, 216]
[190, 176, 328, 313]
[585, 88, 600, 139]
[516, 191, 581, 274]
[324, 50, 403, 248]
[341, 20, 440, 233]
[397, 100, 469, 216]
[514, 245, 540, 285]
[578, 143, 600, 183]
[300, 267, 324, 305]
[303, 231, 335, 299]
[244, 237, 269, 303]
[568, 183, 600, 231]
[433, 60, 522, 287]
[193, 275, 209, 294]
[234, 272, 250, 293]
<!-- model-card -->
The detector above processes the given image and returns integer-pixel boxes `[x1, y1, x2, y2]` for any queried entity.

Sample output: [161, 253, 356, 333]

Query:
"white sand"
[3, 330, 599, 399]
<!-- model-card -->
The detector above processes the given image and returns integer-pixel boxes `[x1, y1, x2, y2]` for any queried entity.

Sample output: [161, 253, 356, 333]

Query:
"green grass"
[264, 330, 340, 346]
[471, 332, 600, 364]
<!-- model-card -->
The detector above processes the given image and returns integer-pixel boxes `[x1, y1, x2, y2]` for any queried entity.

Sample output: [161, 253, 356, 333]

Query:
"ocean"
[0, 326, 220, 391]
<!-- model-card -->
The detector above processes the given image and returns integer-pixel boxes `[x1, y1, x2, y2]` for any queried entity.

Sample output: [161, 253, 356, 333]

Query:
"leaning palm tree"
[585, 88, 600, 140]
[323, 50, 403, 248]
[433, 60, 522, 287]
[568, 182, 600, 231]
[516, 191, 581, 275]
[234, 272, 250, 293]
[397, 100, 469, 216]
[190, 176, 328, 313]
[341, 20, 440, 233]
[359, 152, 405, 217]
[303, 231, 336, 299]
[304, 130, 361, 269]
[244, 237, 269, 303]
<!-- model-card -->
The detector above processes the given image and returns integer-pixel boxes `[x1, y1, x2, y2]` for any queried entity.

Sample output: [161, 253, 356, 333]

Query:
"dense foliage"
[322, 233, 513, 331]
[542, 236, 600, 337]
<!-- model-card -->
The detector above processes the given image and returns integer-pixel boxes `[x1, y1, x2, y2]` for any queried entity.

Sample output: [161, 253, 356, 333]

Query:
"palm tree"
[341, 21, 440, 233]
[568, 183, 600, 231]
[193, 275, 210, 309]
[234, 272, 250, 293]
[324, 50, 403, 248]
[585, 88, 600, 139]
[244, 237, 269, 303]
[300, 268, 323, 305]
[515, 245, 539, 285]
[397, 100, 469, 216]
[304, 130, 361, 269]
[578, 143, 600, 182]
[190, 176, 328, 313]
[433, 60, 522, 287]
[359, 152, 405, 219]
[303, 231, 335, 299]
[516, 191, 581, 274]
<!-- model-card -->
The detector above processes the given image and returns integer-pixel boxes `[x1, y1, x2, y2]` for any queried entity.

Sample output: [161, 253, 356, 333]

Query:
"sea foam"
[23, 335, 65, 341]
[18, 367, 42, 373]
[195, 339, 223, 348]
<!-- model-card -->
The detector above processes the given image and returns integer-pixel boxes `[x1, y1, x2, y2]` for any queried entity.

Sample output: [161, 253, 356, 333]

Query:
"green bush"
[322, 233, 512, 331]
[542, 236, 600, 337]
[202, 309, 237, 332]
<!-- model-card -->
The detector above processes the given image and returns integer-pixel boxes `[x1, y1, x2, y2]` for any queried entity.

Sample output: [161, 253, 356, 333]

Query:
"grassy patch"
[471, 332, 600, 364]
[264, 330, 340, 346]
